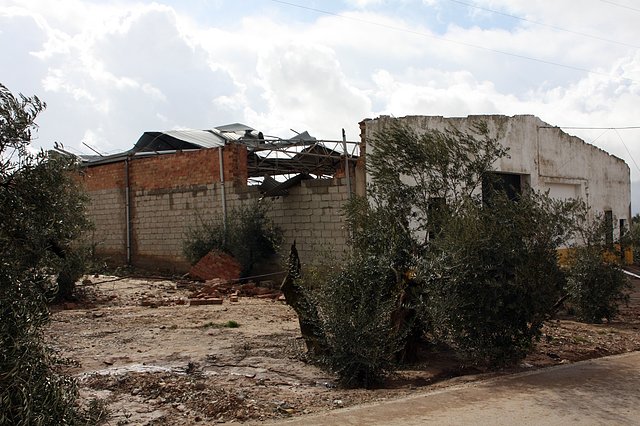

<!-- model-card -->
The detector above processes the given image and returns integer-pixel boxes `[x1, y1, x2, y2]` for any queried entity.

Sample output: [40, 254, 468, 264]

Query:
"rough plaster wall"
[537, 126, 631, 227]
[364, 114, 631, 238]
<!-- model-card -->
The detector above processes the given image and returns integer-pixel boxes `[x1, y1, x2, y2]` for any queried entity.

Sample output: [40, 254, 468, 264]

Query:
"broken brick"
[189, 298, 223, 306]
[188, 250, 241, 282]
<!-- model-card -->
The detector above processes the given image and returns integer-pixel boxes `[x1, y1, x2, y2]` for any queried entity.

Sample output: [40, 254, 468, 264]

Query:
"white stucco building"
[359, 114, 631, 243]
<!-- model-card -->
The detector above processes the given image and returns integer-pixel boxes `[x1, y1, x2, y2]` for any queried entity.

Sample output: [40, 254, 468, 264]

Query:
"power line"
[541, 125, 640, 174]
[269, 0, 640, 85]
[599, 0, 640, 13]
[448, 0, 640, 49]
[614, 129, 640, 174]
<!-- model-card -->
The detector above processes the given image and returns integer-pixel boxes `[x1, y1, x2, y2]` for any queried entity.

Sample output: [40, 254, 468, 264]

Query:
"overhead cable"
[614, 129, 640, 173]
[599, 0, 640, 13]
[448, 0, 640, 49]
[269, 0, 640, 85]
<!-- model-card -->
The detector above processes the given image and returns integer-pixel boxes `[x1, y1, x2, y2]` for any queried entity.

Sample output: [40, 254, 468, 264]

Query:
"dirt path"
[46, 275, 640, 425]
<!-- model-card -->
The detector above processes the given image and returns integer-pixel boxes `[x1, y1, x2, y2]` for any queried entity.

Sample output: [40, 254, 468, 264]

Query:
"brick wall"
[266, 178, 350, 264]
[79, 162, 128, 264]
[82, 145, 351, 273]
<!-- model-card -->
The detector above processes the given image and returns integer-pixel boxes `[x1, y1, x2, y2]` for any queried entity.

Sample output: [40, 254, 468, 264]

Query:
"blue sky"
[2, 0, 640, 209]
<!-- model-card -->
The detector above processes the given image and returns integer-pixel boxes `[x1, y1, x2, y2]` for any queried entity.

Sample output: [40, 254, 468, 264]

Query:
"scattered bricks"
[189, 298, 223, 306]
[188, 250, 241, 282]
[205, 278, 224, 287]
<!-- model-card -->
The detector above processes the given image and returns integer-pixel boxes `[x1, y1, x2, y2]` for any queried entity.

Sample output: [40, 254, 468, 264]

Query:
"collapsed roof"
[74, 123, 358, 179]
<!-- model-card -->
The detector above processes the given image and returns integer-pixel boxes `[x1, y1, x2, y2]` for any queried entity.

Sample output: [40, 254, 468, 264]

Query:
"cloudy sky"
[2, 0, 640, 207]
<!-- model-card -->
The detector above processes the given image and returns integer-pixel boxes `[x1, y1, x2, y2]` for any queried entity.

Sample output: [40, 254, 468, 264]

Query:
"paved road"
[273, 351, 640, 425]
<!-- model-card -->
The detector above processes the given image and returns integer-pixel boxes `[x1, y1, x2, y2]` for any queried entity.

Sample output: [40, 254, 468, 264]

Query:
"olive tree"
[301, 118, 582, 388]
[1, 83, 94, 424]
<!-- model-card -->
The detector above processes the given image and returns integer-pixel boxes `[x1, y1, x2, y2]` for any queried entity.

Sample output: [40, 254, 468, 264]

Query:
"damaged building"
[77, 114, 631, 273]
[358, 114, 632, 252]
[76, 123, 358, 273]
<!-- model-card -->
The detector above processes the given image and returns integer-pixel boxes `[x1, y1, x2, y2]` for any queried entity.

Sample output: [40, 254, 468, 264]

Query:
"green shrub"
[422, 192, 570, 365]
[56, 245, 91, 302]
[626, 214, 640, 263]
[300, 195, 419, 387]
[565, 217, 631, 323]
[289, 119, 587, 385]
[200, 320, 240, 329]
[183, 201, 282, 276]
[183, 218, 225, 263]
[565, 248, 629, 323]
[315, 254, 405, 388]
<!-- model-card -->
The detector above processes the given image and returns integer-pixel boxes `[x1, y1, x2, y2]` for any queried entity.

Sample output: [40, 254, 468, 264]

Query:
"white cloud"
[246, 42, 371, 139]
[3, 0, 640, 208]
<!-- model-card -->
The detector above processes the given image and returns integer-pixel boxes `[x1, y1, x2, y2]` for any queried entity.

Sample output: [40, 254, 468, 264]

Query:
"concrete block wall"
[207, 178, 351, 266]
[79, 162, 127, 263]
[268, 178, 350, 265]
[131, 183, 217, 271]
[82, 145, 352, 273]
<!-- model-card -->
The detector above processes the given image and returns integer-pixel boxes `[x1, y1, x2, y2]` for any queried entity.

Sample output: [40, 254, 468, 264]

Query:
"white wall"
[364, 114, 631, 240]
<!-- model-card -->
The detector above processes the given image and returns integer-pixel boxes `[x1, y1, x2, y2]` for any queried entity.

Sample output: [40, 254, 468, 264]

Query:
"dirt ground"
[47, 272, 640, 425]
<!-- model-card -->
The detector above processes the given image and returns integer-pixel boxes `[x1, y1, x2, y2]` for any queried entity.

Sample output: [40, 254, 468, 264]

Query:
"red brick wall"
[128, 145, 247, 191]
[82, 145, 250, 273]
[80, 144, 249, 193]
[79, 161, 126, 191]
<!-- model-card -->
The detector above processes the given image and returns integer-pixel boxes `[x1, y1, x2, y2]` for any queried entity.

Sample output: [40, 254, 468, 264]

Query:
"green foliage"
[183, 201, 282, 276]
[300, 194, 422, 387]
[224, 320, 240, 328]
[1, 83, 91, 424]
[423, 192, 571, 365]
[367, 120, 509, 233]
[314, 253, 405, 388]
[627, 213, 640, 262]
[565, 216, 631, 323]
[343, 195, 416, 272]
[56, 242, 95, 302]
[310, 118, 581, 380]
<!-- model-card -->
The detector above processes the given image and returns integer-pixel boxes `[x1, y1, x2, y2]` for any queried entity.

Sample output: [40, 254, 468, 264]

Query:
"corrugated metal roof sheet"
[288, 131, 316, 142]
[208, 127, 242, 141]
[163, 129, 226, 149]
[214, 123, 255, 132]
